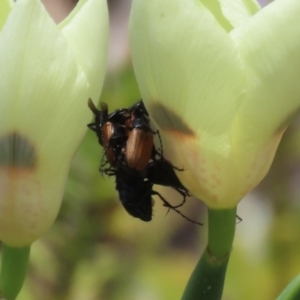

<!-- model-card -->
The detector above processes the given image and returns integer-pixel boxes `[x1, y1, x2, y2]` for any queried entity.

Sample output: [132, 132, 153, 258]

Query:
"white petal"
[0, 0, 13, 31]
[130, 0, 245, 139]
[60, 0, 109, 102]
[219, 0, 261, 27]
[0, 0, 107, 245]
[231, 0, 300, 168]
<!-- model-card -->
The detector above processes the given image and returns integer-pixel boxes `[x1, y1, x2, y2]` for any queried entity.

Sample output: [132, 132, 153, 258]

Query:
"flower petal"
[0, 0, 107, 245]
[130, 0, 250, 208]
[219, 0, 261, 28]
[59, 0, 109, 102]
[230, 0, 300, 182]
[0, 0, 13, 31]
[130, 0, 245, 139]
[57, 0, 87, 27]
[200, 0, 232, 31]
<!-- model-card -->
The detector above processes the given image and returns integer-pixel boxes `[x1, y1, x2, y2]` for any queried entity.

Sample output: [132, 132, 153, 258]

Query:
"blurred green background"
[8, 0, 300, 299]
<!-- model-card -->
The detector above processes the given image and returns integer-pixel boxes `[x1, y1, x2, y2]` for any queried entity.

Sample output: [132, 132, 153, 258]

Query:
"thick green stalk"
[181, 207, 237, 300]
[276, 274, 300, 300]
[0, 244, 31, 300]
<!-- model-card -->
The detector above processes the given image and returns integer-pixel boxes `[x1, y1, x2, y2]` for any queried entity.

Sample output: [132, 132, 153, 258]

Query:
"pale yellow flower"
[130, 0, 300, 208]
[0, 0, 108, 246]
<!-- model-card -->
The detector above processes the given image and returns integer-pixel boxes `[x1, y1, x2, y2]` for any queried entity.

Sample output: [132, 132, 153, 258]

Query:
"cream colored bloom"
[130, 0, 300, 208]
[0, 0, 108, 246]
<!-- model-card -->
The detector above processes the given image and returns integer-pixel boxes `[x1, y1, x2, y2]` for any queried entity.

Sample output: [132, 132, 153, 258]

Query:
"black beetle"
[88, 99, 129, 166]
[111, 100, 156, 171]
[88, 99, 201, 224]
[112, 165, 200, 224]
[147, 157, 189, 202]
[125, 116, 154, 171]
[115, 168, 153, 221]
[88, 99, 158, 171]
[103, 158, 201, 224]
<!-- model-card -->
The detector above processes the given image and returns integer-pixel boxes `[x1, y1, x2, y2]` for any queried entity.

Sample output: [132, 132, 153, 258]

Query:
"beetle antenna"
[152, 191, 202, 225]
[88, 98, 100, 114]
[100, 102, 108, 113]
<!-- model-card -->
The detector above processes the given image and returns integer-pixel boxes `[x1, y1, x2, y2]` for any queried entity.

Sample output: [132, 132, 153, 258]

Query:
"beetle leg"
[171, 165, 185, 172]
[236, 215, 242, 223]
[153, 187, 187, 209]
[150, 149, 185, 173]
[87, 122, 97, 131]
[174, 187, 191, 198]
[99, 163, 108, 175]
[168, 162, 185, 172]
[101, 167, 116, 176]
[171, 188, 187, 208]
[153, 130, 164, 156]
[151, 190, 202, 225]
[100, 139, 116, 168]
[100, 152, 109, 170]
[151, 147, 167, 162]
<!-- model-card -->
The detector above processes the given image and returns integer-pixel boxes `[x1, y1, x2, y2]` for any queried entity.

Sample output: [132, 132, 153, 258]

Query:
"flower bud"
[0, 0, 108, 246]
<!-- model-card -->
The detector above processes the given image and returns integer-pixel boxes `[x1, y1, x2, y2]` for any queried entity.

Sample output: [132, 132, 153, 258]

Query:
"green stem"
[276, 274, 300, 300]
[0, 244, 31, 300]
[181, 207, 237, 300]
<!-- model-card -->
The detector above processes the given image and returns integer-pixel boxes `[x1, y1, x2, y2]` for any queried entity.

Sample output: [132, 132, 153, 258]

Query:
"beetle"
[124, 101, 159, 171]
[88, 99, 129, 166]
[87, 99, 109, 146]
[112, 100, 156, 171]
[125, 116, 154, 171]
[113, 165, 201, 224]
[88, 99, 159, 172]
[115, 168, 153, 221]
[146, 157, 189, 204]
[103, 155, 201, 224]
[88, 99, 201, 224]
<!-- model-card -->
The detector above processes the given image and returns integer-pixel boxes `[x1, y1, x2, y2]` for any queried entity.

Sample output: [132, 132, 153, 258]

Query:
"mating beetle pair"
[88, 99, 201, 225]
[88, 99, 156, 172]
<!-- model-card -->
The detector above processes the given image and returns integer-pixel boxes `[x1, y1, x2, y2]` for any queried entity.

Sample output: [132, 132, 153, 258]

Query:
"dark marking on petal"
[149, 102, 195, 136]
[0, 132, 37, 169]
